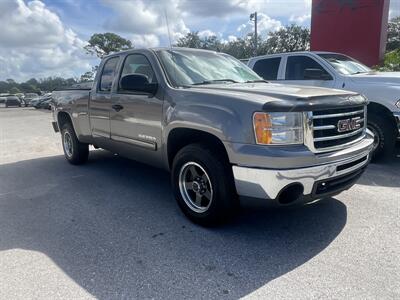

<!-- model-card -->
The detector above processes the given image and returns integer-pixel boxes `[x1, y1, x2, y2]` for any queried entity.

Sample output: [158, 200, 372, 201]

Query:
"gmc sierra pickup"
[52, 48, 374, 226]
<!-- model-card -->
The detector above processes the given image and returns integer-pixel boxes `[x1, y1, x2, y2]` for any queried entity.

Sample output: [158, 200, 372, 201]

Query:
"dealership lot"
[0, 107, 399, 299]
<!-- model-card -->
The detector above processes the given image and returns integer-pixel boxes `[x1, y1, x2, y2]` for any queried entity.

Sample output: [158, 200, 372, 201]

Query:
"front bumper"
[232, 138, 373, 203]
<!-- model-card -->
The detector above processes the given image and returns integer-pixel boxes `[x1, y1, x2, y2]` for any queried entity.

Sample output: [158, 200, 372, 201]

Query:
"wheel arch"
[166, 127, 230, 170]
[367, 102, 397, 133]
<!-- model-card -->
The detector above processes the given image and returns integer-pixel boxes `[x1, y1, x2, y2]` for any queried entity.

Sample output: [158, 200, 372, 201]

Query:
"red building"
[310, 0, 390, 67]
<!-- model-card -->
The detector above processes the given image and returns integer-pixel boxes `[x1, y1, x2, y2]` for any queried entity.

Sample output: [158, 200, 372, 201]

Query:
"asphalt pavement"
[0, 107, 399, 299]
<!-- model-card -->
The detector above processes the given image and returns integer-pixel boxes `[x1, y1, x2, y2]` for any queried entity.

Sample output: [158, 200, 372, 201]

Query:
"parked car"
[247, 51, 400, 160]
[0, 96, 7, 104]
[34, 97, 53, 109]
[23, 93, 39, 106]
[30, 97, 42, 107]
[52, 48, 373, 226]
[5, 96, 21, 108]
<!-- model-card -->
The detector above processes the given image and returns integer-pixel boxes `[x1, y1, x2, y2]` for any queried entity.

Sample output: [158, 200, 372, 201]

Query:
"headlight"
[253, 112, 303, 145]
[396, 99, 400, 109]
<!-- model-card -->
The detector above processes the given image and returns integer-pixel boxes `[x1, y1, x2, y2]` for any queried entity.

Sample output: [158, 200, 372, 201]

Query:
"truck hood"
[188, 82, 364, 111]
[349, 71, 400, 85]
[190, 82, 354, 98]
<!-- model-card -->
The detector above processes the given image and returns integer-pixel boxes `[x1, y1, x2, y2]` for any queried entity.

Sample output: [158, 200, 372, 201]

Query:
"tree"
[84, 32, 133, 58]
[262, 24, 310, 54]
[176, 32, 202, 48]
[19, 83, 39, 93]
[387, 17, 400, 52]
[80, 71, 94, 82]
[9, 87, 21, 94]
[221, 36, 255, 59]
[376, 49, 400, 71]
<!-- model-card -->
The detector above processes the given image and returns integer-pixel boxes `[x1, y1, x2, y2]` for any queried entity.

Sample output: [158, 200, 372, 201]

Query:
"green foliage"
[376, 49, 400, 72]
[387, 17, 400, 52]
[84, 32, 133, 58]
[80, 71, 95, 82]
[175, 24, 310, 59]
[261, 24, 310, 54]
[176, 32, 202, 48]
[9, 87, 21, 94]
[0, 77, 78, 94]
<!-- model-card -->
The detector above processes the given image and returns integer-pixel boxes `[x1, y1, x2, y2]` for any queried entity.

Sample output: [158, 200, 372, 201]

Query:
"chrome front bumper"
[232, 138, 373, 202]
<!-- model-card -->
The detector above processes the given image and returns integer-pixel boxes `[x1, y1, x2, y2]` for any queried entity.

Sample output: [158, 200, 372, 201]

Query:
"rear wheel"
[61, 123, 89, 165]
[367, 113, 396, 161]
[171, 143, 238, 226]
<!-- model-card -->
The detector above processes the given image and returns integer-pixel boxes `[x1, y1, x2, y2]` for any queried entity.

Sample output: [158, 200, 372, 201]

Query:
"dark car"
[23, 93, 39, 106]
[5, 96, 21, 108]
[34, 97, 53, 110]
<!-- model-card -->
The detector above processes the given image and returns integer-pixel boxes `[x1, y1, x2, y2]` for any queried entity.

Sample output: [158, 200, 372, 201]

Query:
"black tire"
[61, 122, 89, 165]
[171, 143, 238, 226]
[367, 113, 396, 161]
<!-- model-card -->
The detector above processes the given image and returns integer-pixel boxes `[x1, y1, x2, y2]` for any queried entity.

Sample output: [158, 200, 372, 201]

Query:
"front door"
[283, 55, 335, 89]
[110, 53, 163, 165]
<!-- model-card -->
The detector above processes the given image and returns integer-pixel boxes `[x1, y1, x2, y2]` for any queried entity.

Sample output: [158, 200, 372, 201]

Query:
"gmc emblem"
[337, 117, 362, 133]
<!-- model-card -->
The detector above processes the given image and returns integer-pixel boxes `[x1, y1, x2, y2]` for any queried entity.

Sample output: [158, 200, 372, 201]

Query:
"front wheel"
[171, 143, 238, 226]
[61, 123, 89, 165]
[367, 113, 396, 161]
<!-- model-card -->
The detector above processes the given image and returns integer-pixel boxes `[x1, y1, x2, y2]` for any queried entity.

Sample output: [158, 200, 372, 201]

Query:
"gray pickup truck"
[52, 48, 374, 226]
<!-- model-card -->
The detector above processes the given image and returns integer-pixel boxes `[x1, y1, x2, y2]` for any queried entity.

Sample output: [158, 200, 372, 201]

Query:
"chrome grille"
[306, 106, 366, 153]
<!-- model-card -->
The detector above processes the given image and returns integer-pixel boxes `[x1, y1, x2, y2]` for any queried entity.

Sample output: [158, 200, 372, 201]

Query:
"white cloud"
[237, 13, 282, 37]
[198, 30, 217, 38]
[102, 0, 189, 44]
[130, 34, 160, 48]
[228, 35, 238, 42]
[389, 6, 400, 19]
[0, 0, 93, 81]
[178, 0, 245, 17]
[289, 13, 311, 25]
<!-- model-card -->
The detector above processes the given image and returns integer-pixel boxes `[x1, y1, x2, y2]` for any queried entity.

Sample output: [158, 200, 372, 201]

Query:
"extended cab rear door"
[90, 56, 121, 140]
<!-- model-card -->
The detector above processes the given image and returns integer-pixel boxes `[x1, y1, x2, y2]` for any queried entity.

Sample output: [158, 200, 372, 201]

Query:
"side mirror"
[120, 74, 158, 95]
[303, 68, 332, 80]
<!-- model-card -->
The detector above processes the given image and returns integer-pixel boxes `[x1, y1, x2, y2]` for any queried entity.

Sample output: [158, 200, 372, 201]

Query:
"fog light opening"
[277, 183, 304, 205]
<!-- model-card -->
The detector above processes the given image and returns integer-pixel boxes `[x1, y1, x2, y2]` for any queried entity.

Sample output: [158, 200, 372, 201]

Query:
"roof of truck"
[248, 51, 341, 61]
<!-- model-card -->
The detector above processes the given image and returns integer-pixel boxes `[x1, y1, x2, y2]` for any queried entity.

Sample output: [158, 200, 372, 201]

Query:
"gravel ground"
[0, 107, 399, 300]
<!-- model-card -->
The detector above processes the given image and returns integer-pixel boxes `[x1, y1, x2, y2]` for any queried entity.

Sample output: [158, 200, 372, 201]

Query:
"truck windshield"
[318, 53, 371, 75]
[156, 49, 262, 87]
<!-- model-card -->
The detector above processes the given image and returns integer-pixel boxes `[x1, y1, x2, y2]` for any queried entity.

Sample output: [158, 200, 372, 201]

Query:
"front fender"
[163, 102, 254, 144]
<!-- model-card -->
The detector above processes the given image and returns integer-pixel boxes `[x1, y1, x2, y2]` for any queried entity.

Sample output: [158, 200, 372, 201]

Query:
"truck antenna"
[164, 9, 173, 50]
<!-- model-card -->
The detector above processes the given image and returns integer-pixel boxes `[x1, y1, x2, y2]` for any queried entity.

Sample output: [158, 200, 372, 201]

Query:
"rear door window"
[99, 57, 120, 91]
[253, 57, 281, 80]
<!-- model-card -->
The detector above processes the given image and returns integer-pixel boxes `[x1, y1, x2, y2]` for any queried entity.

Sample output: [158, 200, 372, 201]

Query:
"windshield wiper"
[191, 79, 238, 85]
[245, 79, 269, 83]
[351, 71, 369, 75]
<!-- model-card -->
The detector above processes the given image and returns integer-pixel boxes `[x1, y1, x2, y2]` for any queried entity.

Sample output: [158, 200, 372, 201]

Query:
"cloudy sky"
[0, 0, 399, 81]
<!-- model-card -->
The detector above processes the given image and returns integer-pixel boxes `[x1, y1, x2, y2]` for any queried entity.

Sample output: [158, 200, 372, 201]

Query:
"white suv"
[248, 51, 400, 160]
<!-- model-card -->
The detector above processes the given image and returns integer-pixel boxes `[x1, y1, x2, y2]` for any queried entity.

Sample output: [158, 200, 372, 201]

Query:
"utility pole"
[250, 12, 258, 56]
